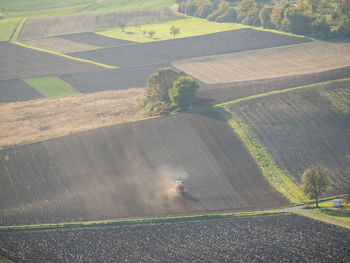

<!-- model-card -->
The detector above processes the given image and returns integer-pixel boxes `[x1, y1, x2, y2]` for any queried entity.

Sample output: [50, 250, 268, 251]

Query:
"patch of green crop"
[0, 18, 21, 41]
[0, 256, 13, 263]
[311, 208, 350, 225]
[23, 77, 75, 98]
[80, 0, 176, 13]
[97, 17, 247, 42]
[215, 106, 307, 204]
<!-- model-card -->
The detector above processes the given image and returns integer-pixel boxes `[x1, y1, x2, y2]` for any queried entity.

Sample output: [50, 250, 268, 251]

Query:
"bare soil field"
[0, 111, 288, 225]
[61, 62, 170, 92]
[69, 28, 309, 67]
[172, 41, 350, 84]
[0, 214, 349, 262]
[0, 88, 143, 149]
[0, 42, 105, 81]
[228, 79, 350, 195]
[18, 9, 179, 40]
[0, 79, 43, 102]
[196, 65, 350, 105]
[60, 32, 135, 47]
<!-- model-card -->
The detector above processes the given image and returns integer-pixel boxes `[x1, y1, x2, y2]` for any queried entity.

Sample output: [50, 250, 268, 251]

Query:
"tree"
[119, 22, 126, 32]
[270, 6, 285, 29]
[302, 166, 331, 208]
[169, 76, 200, 109]
[237, 0, 257, 21]
[148, 30, 155, 38]
[259, 6, 274, 28]
[170, 26, 180, 38]
[336, 15, 350, 37]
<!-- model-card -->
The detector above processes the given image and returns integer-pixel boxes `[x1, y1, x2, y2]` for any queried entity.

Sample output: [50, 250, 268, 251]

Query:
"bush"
[215, 7, 238, 22]
[169, 76, 200, 109]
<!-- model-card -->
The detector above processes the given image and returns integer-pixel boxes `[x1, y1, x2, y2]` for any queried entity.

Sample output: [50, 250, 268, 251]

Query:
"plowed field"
[0, 111, 289, 225]
[0, 214, 349, 262]
[227, 79, 350, 195]
[173, 41, 350, 84]
[0, 79, 43, 102]
[0, 42, 105, 81]
[69, 29, 309, 67]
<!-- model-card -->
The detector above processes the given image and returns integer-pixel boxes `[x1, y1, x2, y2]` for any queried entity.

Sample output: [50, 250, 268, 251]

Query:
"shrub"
[169, 76, 200, 109]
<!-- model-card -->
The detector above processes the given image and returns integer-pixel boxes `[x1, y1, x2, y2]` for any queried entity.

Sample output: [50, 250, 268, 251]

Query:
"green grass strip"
[9, 18, 26, 41]
[311, 208, 350, 225]
[293, 211, 350, 229]
[0, 211, 288, 232]
[215, 106, 307, 204]
[0, 255, 14, 263]
[23, 77, 74, 98]
[11, 41, 117, 69]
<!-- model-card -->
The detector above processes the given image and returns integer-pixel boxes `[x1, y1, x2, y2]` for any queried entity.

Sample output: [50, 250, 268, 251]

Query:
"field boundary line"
[0, 211, 289, 232]
[215, 106, 307, 204]
[9, 18, 26, 42]
[291, 211, 350, 229]
[10, 40, 117, 69]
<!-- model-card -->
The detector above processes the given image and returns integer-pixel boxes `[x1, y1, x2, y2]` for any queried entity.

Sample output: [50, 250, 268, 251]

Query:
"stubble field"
[0, 214, 349, 262]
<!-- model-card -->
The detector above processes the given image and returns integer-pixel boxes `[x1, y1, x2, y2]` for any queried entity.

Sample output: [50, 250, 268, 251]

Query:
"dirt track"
[173, 41, 350, 84]
[0, 111, 289, 225]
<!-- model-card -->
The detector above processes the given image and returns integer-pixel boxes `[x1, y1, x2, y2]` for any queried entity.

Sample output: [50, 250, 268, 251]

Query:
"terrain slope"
[0, 111, 289, 225]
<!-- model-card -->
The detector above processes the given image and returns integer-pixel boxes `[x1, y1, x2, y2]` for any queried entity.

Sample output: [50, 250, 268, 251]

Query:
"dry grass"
[0, 88, 144, 148]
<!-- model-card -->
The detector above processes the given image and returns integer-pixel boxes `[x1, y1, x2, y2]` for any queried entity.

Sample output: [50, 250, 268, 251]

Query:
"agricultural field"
[0, 79, 43, 103]
[17, 9, 179, 40]
[0, 88, 143, 148]
[0, 111, 288, 225]
[0, 42, 105, 81]
[0, 214, 349, 262]
[69, 28, 309, 67]
[23, 77, 74, 98]
[172, 41, 350, 84]
[0, 18, 21, 42]
[226, 78, 350, 196]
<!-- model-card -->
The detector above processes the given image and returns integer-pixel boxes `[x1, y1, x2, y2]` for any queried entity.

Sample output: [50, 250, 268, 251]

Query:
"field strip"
[215, 106, 307, 204]
[9, 18, 26, 42]
[291, 211, 350, 230]
[10, 41, 117, 69]
[0, 211, 288, 232]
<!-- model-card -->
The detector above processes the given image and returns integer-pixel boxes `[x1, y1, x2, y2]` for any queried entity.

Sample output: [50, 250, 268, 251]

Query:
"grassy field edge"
[0, 211, 289, 232]
[293, 211, 350, 230]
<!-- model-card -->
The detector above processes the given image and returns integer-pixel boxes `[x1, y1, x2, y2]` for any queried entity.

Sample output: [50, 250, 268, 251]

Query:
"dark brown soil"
[0, 42, 106, 81]
[0, 214, 349, 263]
[68, 28, 309, 67]
[0, 110, 289, 226]
[228, 79, 350, 195]
[0, 79, 43, 102]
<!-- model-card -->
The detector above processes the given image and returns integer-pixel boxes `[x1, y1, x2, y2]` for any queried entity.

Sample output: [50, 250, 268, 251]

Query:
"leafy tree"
[270, 6, 285, 28]
[170, 26, 180, 38]
[148, 30, 155, 38]
[338, 0, 350, 16]
[302, 166, 331, 208]
[336, 15, 350, 37]
[195, 2, 216, 18]
[259, 6, 274, 28]
[185, 1, 199, 16]
[281, 5, 313, 34]
[242, 8, 260, 26]
[215, 7, 238, 22]
[169, 76, 200, 109]
[237, 0, 257, 21]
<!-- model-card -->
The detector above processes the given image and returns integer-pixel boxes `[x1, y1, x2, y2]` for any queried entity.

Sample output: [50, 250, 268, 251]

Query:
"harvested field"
[21, 37, 99, 54]
[0, 111, 289, 225]
[0, 79, 43, 102]
[0, 214, 349, 262]
[196, 65, 350, 105]
[18, 9, 179, 40]
[227, 79, 350, 195]
[173, 41, 350, 84]
[61, 63, 170, 93]
[60, 32, 135, 47]
[0, 88, 143, 148]
[0, 42, 105, 80]
[69, 28, 309, 67]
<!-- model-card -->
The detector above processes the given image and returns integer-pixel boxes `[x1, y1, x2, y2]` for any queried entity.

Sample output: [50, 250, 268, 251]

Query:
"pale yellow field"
[172, 41, 350, 84]
[0, 88, 144, 148]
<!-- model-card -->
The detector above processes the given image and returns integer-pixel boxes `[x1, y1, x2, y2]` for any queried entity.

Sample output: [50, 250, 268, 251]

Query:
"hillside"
[0, 111, 289, 226]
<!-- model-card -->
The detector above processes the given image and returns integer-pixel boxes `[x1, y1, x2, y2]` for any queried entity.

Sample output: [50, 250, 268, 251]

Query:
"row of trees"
[177, 0, 350, 38]
[139, 68, 200, 115]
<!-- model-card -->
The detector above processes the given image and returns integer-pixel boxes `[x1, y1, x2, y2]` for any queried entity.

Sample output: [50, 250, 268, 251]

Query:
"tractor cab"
[175, 180, 184, 193]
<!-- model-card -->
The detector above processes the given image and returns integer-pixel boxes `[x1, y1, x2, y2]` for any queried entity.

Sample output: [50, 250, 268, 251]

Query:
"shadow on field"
[182, 192, 200, 202]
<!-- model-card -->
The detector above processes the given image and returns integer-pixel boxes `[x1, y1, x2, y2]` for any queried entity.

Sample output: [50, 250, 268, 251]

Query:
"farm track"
[0, 110, 289, 226]
[0, 214, 348, 262]
[172, 41, 350, 84]
[227, 79, 350, 195]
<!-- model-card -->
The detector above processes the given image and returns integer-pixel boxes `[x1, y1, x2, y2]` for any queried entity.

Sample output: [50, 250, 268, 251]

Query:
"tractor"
[175, 180, 184, 193]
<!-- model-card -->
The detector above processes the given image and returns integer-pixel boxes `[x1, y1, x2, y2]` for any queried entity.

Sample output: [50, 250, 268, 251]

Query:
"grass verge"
[97, 17, 247, 42]
[0, 211, 289, 232]
[0, 18, 22, 41]
[215, 106, 307, 204]
[311, 208, 350, 225]
[23, 77, 75, 98]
